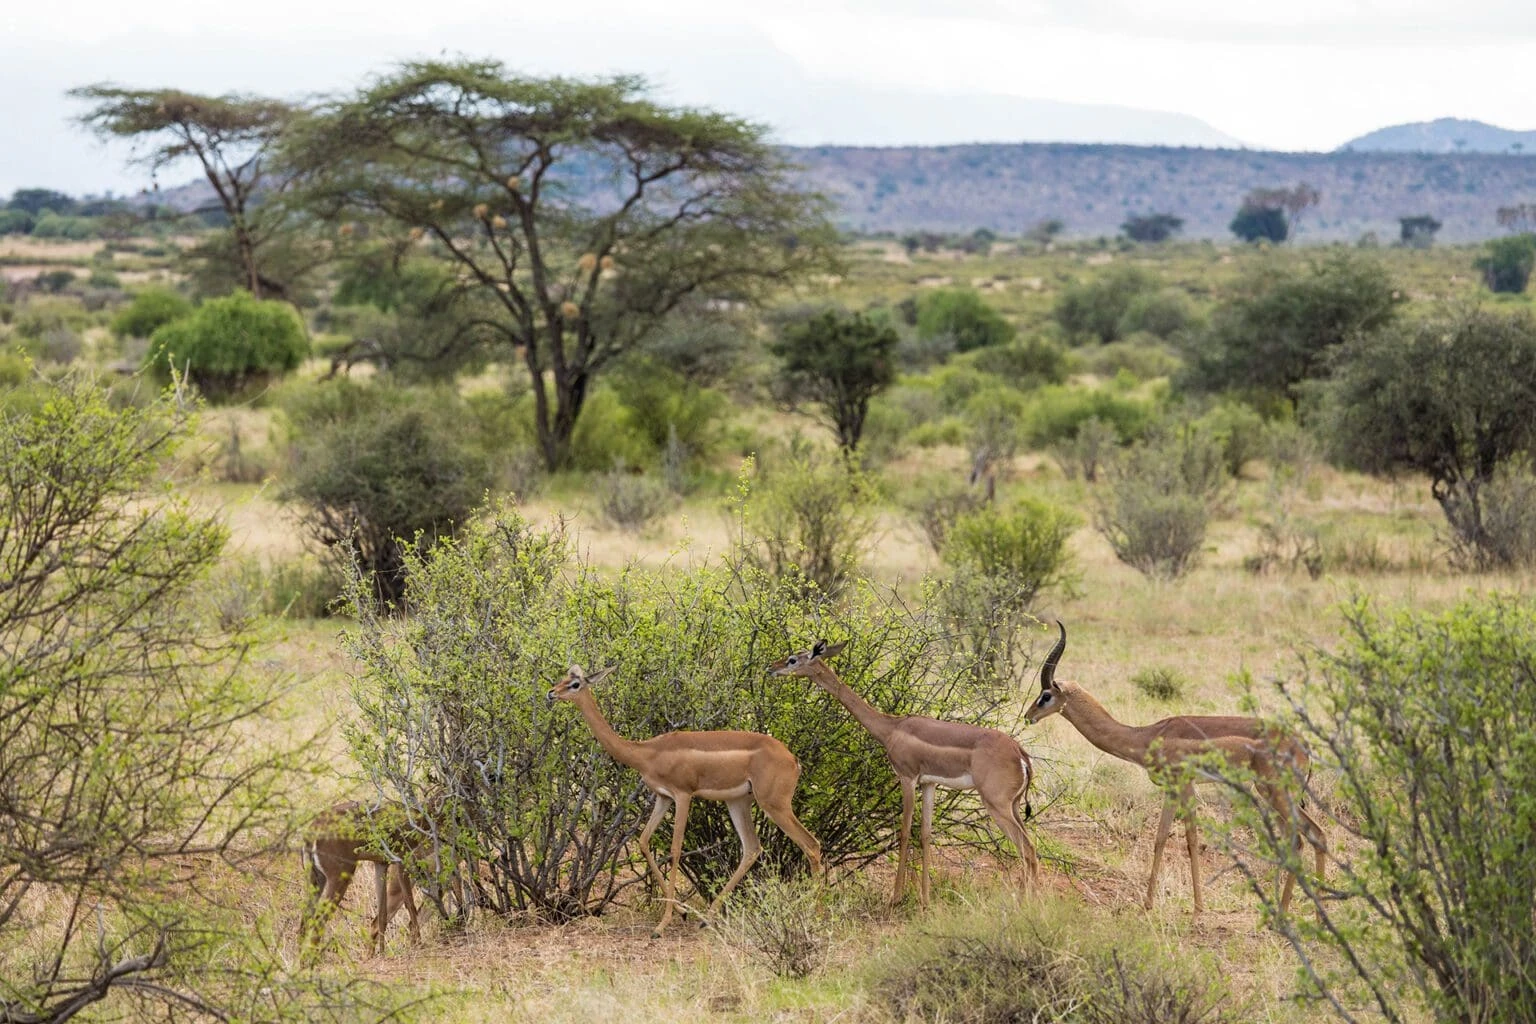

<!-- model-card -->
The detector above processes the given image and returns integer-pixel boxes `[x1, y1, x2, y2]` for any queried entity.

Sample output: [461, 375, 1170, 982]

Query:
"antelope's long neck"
[571, 691, 645, 767]
[1059, 685, 1154, 765]
[807, 663, 897, 743]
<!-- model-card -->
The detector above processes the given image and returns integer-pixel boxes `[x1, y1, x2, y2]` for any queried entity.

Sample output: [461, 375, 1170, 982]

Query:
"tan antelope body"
[1026, 622, 1326, 915]
[770, 641, 1038, 906]
[298, 800, 423, 955]
[548, 665, 823, 936]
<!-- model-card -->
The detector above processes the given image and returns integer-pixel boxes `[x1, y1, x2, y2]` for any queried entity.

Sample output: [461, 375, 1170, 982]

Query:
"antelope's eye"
[787, 656, 798, 665]
[1037, 693, 1052, 705]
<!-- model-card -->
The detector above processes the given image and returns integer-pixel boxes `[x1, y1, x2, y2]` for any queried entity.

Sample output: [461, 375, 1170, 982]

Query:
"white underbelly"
[918, 773, 975, 789]
[695, 781, 753, 800]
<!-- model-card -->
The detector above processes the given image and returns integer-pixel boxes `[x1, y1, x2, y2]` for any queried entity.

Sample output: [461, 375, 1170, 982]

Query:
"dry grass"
[188, 430, 1536, 1021]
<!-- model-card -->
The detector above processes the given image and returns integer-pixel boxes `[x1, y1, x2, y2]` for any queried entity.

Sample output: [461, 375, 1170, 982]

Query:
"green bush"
[962, 386, 1027, 472]
[12, 296, 90, 342]
[1074, 336, 1183, 381]
[610, 360, 728, 460]
[146, 290, 309, 400]
[1195, 400, 1267, 478]
[1244, 595, 1536, 1024]
[279, 381, 492, 606]
[1024, 384, 1157, 447]
[567, 385, 654, 471]
[942, 500, 1077, 603]
[111, 286, 192, 339]
[1131, 666, 1187, 701]
[936, 500, 1078, 687]
[342, 504, 1025, 918]
[1181, 252, 1401, 402]
[916, 288, 1015, 352]
[1322, 305, 1536, 569]
[1118, 287, 1196, 339]
[1052, 415, 1120, 482]
[1474, 233, 1536, 294]
[1053, 266, 1156, 344]
[771, 308, 898, 451]
[965, 337, 1068, 388]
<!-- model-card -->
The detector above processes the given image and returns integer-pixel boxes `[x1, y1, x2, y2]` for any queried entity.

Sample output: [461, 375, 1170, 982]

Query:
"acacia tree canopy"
[284, 59, 839, 469]
[69, 84, 310, 300]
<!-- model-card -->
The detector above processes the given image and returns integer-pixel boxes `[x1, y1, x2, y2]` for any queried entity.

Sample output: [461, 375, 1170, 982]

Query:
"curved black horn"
[1039, 620, 1067, 690]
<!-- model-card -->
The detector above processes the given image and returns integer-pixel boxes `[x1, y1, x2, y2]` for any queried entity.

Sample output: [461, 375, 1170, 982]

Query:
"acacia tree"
[285, 60, 838, 469]
[771, 309, 897, 451]
[1323, 304, 1536, 567]
[70, 85, 308, 300]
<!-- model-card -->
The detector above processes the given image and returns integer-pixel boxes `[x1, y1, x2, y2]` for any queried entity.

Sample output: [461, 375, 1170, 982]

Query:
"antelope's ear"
[589, 664, 617, 684]
[812, 639, 827, 657]
[815, 640, 847, 660]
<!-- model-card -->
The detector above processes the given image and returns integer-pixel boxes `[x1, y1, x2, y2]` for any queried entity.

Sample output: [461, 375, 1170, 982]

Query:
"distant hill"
[1339, 118, 1536, 155]
[788, 143, 1536, 242]
[137, 142, 1536, 244]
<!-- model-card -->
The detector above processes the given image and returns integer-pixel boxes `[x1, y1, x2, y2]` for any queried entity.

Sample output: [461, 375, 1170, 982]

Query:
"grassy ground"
[203, 415, 1521, 1021]
[15, 233, 1525, 1021]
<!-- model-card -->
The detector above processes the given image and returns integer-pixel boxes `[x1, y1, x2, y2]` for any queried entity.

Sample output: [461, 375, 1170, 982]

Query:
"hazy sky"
[5, 0, 1536, 196]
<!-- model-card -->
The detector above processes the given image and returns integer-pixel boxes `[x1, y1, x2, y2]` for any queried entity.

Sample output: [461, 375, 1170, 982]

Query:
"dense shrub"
[916, 288, 1015, 352]
[1235, 596, 1536, 1024]
[110, 286, 192, 339]
[1181, 252, 1401, 402]
[1052, 266, 1156, 344]
[146, 290, 309, 400]
[1322, 305, 1536, 569]
[965, 337, 1069, 388]
[610, 360, 728, 460]
[279, 381, 492, 606]
[1024, 384, 1157, 447]
[1473, 233, 1536, 293]
[1094, 425, 1229, 580]
[342, 504, 1024, 919]
[1195, 400, 1267, 478]
[1073, 336, 1183, 381]
[962, 386, 1027, 476]
[1117, 287, 1196, 340]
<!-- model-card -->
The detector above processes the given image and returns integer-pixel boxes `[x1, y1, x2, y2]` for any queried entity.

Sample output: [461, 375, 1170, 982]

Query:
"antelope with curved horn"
[547, 663, 823, 936]
[770, 640, 1038, 907]
[1025, 621, 1326, 916]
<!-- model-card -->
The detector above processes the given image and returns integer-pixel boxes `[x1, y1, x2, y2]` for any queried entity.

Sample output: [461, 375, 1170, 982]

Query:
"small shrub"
[1131, 666, 1187, 701]
[1318, 526, 1392, 574]
[1053, 415, 1119, 483]
[1075, 336, 1183, 380]
[598, 465, 673, 531]
[1452, 458, 1536, 570]
[727, 446, 876, 597]
[1025, 385, 1157, 448]
[111, 286, 193, 339]
[908, 476, 991, 553]
[963, 386, 1026, 477]
[611, 360, 727, 458]
[916, 289, 1015, 352]
[1474, 233, 1536, 294]
[567, 386, 653, 471]
[1053, 266, 1156, 344]
[1118, 287, 1196, 340]
[37, 327, 82, 365]
[146, 290, 308, 400]
[1196, 400, 1267, 478]
[942, 500, 1078, 607]
[261, 557, 343, 619]
[280, 381, 492, 607]
[967, 337, 1068, 388]
[1094, 426, 1229, 580]
[717, 877, 844, 979]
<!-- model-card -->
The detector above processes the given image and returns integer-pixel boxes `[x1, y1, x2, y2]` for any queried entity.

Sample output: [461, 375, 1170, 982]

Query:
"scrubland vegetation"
[4, 63, 1536, 1024]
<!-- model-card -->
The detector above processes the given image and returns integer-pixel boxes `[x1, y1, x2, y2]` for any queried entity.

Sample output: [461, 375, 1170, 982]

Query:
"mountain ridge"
[1338, 118, 1536, 155]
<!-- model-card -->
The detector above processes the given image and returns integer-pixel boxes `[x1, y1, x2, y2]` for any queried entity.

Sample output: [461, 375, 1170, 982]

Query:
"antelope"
[547, 664, 823, 936]
[1025, 621, 1326, 915]
[298, 800, 427, 955]
[770, 640, 1039, 907]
